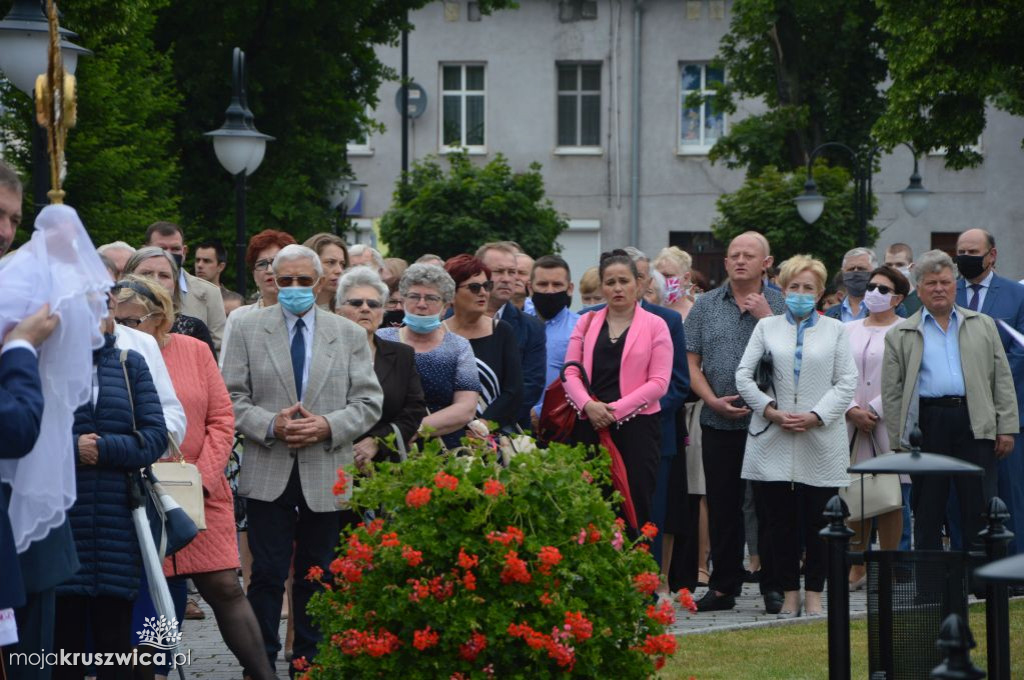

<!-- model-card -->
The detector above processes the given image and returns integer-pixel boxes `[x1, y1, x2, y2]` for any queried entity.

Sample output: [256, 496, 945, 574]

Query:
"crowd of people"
[2, 152, 1023, 677]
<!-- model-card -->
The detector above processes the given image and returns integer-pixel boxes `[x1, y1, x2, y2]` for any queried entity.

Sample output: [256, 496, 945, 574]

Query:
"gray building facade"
[347, 0, 1024, 284]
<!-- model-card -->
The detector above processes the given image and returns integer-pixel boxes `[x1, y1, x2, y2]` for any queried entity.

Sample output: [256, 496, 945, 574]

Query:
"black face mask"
[382, 309, 405, 327]
[842, 271, 871, 298]
[955, 254, 987, 280]
[170, 253, 184, 269]
[531, 290, 571, 320]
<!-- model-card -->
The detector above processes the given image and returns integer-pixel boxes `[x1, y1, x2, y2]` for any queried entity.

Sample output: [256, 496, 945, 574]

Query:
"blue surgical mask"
[404, 312, 442, 334]
[278, 287, 316, 315]
[785, 293, 817, 318]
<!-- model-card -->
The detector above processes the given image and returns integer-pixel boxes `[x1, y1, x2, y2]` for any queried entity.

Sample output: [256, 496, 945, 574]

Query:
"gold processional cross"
[33, 0, 77, 205]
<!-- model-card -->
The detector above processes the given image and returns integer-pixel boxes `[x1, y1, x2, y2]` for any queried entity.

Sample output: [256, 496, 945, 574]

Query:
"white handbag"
[840, 431, 903, 521]
[152, 437, 206, 530]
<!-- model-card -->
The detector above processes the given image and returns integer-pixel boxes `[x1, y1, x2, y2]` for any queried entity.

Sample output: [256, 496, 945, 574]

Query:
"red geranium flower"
[405, 486, 432, 508]
[457, 547, 479, 569]
[499, 550, 532, 584]
[637, 633, 677, 656]
[333, 468, 348, 496]
[401, 545, 423, 567]
[646, 600, 676, 625]
[483, 479, 506, 496]
[434, 471, 459, 491]
[633, 572, 660, 595]
[678, 587, 697, 613]
[640, 522, 659, 540]
[564, 611, 593, 641]
[458, 632, 487, 661]
[413, 627, 440, 651]
[380, 532, 400, 548]
[305, 565, 323, 582]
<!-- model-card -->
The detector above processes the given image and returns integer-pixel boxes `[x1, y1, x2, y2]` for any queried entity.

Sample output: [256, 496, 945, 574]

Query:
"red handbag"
[537, 360, 587, 445]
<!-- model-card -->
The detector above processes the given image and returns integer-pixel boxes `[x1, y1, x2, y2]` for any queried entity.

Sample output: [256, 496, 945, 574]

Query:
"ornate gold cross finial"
[32, 0, 77, 205]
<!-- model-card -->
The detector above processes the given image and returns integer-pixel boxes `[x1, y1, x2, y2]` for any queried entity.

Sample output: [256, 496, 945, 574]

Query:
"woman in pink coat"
[115, 275, 273, 680]
[564, 250, 673, 529]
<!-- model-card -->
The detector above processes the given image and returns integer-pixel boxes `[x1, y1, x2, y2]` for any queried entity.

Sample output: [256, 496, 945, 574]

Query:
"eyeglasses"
[403, 293, 443, 305]
[254, 258, 274, 271]
[115, 313, 157, 329]
[276, 275, 317, 288]
[344, 298, 382, 309]
[866, 283, 894, 295]
[459, 281, 494, 294]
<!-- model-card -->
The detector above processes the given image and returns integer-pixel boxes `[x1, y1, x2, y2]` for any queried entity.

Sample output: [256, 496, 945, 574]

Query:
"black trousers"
[246, 462, 350, 670]
[757, 481, 836, 592]
[701, 427, 748, 594]
[914, 402, 998, 551]
[753, 481, 781, 595]
[52, 595, 133, 680]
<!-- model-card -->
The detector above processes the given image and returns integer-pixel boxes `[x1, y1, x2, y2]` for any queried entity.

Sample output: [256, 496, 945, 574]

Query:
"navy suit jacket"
[957, 273, 1024, 425]
[581, 300, 691, 457]
[500, 302, 547, 429]
[0, 346, 45, 609]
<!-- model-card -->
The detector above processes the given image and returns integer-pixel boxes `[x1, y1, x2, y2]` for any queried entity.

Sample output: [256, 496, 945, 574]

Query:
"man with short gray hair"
[348, 244, 386, 276]
[97, 241, 136, 279]
[222, 243, 382, 669]
[825, 247, 878, 321]
[882, 249, 1018, 553]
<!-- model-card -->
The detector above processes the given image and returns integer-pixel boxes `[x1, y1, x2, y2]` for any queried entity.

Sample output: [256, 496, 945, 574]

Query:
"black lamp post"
[204, 47, 273, 297]
[0, 0, 90, 217]
[794, 142, 930, 247]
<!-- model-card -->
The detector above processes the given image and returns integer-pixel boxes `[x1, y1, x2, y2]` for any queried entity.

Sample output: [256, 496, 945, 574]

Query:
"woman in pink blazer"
[564, 250, 674, 529]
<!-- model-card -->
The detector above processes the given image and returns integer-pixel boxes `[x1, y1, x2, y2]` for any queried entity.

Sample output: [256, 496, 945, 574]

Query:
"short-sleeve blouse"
[376, 327, 480, 414]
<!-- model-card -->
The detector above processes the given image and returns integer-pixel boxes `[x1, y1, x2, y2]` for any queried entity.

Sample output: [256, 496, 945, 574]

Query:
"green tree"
[379, 152, 567, 261]
[0, 0, 183, 244]
[874, 0, 1024, 170]
[712, 162, 876, 278]
[703, 0, 887, 174]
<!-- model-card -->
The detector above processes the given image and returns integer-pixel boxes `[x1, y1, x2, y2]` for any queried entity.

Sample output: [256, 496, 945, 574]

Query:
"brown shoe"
[184, 598, 205, 620]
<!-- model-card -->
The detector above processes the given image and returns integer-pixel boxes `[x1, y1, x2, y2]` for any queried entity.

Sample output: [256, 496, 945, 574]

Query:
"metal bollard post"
[821, 494, 854, 680]
[978, 496, 1012, 680]
[930, 613, 986, 679]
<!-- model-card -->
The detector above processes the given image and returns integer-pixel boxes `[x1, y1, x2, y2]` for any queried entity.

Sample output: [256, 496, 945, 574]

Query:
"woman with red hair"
[444, 254, 523, 431]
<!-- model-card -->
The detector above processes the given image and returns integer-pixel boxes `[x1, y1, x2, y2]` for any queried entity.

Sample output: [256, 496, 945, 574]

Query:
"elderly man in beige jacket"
[882, 249, 1018, 552]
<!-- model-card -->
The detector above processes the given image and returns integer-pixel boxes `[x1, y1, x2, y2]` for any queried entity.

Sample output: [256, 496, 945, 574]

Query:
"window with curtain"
[557, 63, 602, 149]
[441, 64, 486, 152]
[679, 63, 725, 154]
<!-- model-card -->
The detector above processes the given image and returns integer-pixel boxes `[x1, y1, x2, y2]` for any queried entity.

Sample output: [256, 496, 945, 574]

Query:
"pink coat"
[160, 334, 239, 576]
[563, 303, 673, 422]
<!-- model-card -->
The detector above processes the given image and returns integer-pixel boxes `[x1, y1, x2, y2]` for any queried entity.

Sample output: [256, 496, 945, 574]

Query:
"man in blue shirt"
[526, 255, 580, 426]
[825, 247, 876, 322]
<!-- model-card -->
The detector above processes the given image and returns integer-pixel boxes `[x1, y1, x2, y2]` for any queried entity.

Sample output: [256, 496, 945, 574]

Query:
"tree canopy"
[379, 152, 567, 261]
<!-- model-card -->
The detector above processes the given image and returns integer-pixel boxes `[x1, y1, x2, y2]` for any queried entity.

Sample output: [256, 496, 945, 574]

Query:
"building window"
[557, 63, 602, 150]
[347, 129, 373, 157]
[441, 64, 486, 153]
[679, 63, 725, 154]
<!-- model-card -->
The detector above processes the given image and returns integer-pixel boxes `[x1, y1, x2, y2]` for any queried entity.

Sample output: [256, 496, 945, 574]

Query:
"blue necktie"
[291, 318, 306, 400]
[968, 283, 982, 311]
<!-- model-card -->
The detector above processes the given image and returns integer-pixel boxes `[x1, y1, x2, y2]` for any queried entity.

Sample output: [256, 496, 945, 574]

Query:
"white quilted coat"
[735, 314, 857, 488]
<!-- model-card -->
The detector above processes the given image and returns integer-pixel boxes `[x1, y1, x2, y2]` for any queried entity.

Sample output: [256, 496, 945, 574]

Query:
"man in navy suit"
[955, 228, 1024, 554]
[476, 242, 546, 430]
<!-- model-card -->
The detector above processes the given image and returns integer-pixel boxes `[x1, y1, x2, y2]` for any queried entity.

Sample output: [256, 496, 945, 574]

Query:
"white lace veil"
[0, 204, 111, 552]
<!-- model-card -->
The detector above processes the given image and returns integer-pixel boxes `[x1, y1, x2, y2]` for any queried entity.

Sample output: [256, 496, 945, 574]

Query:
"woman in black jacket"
[336, 267, 427, 465]
[53, 322, 167, 680]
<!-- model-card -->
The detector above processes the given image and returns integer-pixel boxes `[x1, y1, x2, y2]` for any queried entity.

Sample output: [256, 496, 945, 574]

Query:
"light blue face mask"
[785, 292, 817, 318]
[404, 311, 442, 334]
[278, 286, 316, 314]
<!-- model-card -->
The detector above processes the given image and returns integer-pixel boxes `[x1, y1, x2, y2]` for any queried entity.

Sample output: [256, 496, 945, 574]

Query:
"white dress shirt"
[113, 324, 187, 445]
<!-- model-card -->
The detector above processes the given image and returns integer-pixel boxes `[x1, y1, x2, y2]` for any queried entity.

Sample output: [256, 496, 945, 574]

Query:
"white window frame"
[439, 63, 487, 155]
[678, 62, 726, 156]
[347, 132, 373, 157]
[555, 62, 603, 155]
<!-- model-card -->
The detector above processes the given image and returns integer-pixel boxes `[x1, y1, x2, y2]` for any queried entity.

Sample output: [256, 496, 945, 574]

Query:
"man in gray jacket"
[882, 249, 1018, 551]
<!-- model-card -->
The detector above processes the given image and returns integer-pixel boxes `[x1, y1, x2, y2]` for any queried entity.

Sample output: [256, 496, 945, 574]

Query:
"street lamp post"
[205, 47, 273, 298]
[0, 0, 90, 216]
[795, 142, 930, 247]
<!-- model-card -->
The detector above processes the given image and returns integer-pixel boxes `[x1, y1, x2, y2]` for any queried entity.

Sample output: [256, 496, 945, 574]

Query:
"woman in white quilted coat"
[735, 255, 857, 619]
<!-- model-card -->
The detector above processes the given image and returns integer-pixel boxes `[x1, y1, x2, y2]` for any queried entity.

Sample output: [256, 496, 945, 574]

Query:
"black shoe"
[696, 590, 736, 612]
[744, 569, 762, 583]
[763, 590, 784, 615]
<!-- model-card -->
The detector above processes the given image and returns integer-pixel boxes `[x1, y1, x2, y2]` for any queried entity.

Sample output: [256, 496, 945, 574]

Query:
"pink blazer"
[563, 303, 673, 423]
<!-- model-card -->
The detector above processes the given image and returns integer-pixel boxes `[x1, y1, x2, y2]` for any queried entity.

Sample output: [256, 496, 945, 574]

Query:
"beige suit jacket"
[180, 271, 226, 352]
[222, 305, 383, 512]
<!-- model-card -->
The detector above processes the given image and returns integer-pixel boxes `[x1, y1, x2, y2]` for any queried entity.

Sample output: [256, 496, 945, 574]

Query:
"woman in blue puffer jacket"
[54, 330, 166, 679]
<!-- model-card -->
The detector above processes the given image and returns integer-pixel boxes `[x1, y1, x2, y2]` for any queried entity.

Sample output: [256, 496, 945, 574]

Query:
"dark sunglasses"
[460, 281, 494, 294]
[344, 298, 382, 309]
[865, 283, 894, 295]
[276, 275, 317, 288]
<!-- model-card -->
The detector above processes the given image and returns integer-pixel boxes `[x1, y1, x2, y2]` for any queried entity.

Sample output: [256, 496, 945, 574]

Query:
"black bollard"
[930, 613, 986, 679]
[978, 497, 1013, 680]
[821, 494, 854, 680]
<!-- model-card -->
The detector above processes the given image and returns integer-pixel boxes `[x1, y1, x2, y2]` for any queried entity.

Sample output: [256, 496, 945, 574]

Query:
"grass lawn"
[660, 600, 1024, 679]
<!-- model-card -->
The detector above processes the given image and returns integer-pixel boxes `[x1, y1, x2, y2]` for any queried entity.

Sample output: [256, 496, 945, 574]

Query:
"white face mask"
[863, 288, 894, 314]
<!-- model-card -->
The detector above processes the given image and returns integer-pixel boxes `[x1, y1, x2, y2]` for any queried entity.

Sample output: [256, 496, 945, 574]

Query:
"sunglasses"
[460, 281, 494, 294]
[276, 275, 317, 288]
[344, 298, 382, 309]
[866, 283, 894, 295]
[115, 313, 158, 329]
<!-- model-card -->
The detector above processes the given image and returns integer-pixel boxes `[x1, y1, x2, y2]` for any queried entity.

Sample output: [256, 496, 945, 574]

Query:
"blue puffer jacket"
[57, 334, 166, 600]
